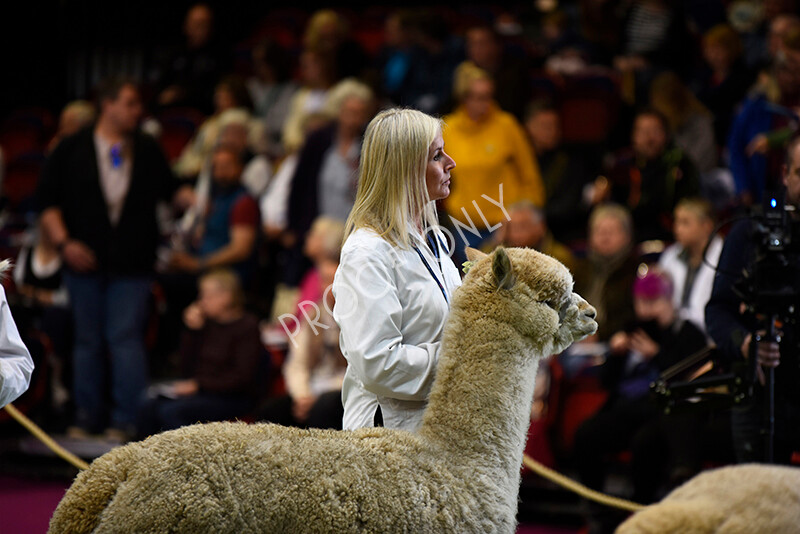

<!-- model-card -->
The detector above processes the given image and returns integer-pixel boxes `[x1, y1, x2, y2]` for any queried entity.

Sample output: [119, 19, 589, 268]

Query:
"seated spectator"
[13, 223, 72, 414]
[693, 24, 756, 151]
[281, 48, 336, 154]
[169, 143, 260, 284]
[658, 198, 722, 335]
[768, 13, 800, 65]
[376, 10, 416, 106]
[728, 26, 800, 205]
[171, 108, 266, 256]
[151, 3, 228, 114]
[47, 100, 96, 152]
[745, 11, 800, 72]
[261, 112, 330, 242]
[539, 10, 593, 76]
[649, 72, 717, 173]
[259, 112, 331, 319]
[464, 24, 529, 121]
[613, 0, 694, 101]
[159, 143, 260, 361]
[292, 217, 346, 324]
[443, 62, 544, 258]
[259, 221, 345, 430]
[573, 204, 638, 342]
[216, 116, 272, 198]
[498, 201, 575, 272]
[577, 0, 624, 65]
[247, 38, 298, 159]
[601, 108, 701, 242]
[397, 9, 463, 114]
[302, 9, 368, 81]
[137, 269, 262, 438]
[574, 267, 708, 527]
[284, 79, 374, 286]
[525, 101, 597, 244]
[173, 76, 254, 180]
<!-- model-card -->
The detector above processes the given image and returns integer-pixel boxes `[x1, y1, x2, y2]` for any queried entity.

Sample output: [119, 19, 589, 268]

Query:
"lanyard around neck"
[412, 232, 449, 306]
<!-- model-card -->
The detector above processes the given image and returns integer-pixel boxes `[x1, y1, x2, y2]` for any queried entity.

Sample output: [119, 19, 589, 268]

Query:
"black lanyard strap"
[413, 231, 449, 305]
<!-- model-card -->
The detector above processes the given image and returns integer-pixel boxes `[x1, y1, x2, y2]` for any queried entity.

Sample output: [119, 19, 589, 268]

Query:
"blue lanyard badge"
[110, 143, 123, 168]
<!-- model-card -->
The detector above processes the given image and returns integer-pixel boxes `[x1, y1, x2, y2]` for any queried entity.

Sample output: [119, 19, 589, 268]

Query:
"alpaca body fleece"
[49, 247, 598, 534]
[616, 464, 800, 534]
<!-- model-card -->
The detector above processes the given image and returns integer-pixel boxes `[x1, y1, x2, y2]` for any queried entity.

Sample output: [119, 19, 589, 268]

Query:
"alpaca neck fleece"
[419, 297, 543, 502]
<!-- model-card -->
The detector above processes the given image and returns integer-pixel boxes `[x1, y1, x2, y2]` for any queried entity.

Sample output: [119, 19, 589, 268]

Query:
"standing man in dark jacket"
[706, 136, 800, 464]
[38, 78, 183, 440]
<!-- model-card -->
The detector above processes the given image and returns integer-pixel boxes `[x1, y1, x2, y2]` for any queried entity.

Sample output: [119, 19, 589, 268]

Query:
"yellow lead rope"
[3, 403, 89, 471]
[522, 454, 645, 512]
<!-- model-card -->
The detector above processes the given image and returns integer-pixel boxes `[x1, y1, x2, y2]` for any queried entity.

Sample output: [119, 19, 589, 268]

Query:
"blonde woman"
[332, 108, 461, 432]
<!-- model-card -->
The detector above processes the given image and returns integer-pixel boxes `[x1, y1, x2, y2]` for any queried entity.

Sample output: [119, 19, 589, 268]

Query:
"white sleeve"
[242, 157, 273, 198]
[260, 154, 297, 229]
[334, 244, 439, 402]
[0, 286, 34, 408]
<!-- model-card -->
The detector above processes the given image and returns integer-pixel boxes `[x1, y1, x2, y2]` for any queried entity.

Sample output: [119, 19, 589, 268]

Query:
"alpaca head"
[463, 247, 597, 356]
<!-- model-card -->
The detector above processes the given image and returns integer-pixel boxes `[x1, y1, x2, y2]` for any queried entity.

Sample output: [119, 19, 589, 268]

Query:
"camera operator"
[705, 136, 800, 464]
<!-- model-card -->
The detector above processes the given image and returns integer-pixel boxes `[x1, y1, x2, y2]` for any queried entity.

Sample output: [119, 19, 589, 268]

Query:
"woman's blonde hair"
[304, 9, 347, 50]
[322, 78, 374, 118]
[452, 61, 493, 101]
[309, 216, 346, 261]
[589, 203, 632, 238]
[199, 268, 245, 309]
[344, 108, 442, 249]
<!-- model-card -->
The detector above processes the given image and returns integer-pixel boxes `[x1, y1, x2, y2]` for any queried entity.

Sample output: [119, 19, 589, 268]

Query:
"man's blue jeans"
[64, 272, 152, 432]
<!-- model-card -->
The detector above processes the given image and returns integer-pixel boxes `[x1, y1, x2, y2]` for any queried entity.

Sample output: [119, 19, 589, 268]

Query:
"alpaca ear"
[465, 247, 488, 262]
[492, 247, 515, 290]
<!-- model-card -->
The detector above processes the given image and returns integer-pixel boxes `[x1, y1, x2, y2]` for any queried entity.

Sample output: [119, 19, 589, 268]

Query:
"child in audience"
[658, 198, 722, 335]
[137, 269, 262, 439]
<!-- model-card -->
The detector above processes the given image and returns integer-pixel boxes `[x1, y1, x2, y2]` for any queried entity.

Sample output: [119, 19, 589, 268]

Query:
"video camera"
[734, 191, 800, 320]
[652, 192, 800, 415]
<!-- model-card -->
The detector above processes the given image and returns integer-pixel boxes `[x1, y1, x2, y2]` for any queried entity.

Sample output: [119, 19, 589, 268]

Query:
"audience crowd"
[3, 2, 800, 532]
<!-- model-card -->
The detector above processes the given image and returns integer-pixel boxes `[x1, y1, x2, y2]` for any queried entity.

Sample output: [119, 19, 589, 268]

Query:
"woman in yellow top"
[443, 62, 544, 257]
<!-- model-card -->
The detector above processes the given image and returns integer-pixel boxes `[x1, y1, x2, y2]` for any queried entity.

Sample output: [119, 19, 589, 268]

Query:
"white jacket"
[658, 236, 723, 335]
[0, 285, 34, 408]
[333, 226, 462, 432]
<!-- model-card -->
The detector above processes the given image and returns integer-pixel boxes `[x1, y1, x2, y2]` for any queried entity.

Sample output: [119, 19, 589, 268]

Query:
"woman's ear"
[492, 247, 515, 290]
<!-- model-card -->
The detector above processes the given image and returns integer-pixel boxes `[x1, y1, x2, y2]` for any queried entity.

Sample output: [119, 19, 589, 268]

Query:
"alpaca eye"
[558, 302, 569, 322]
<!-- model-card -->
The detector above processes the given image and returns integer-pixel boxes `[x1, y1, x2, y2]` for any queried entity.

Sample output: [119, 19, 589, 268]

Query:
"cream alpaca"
[616, 464, 800, 533]
[49, 247, 597, 534]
